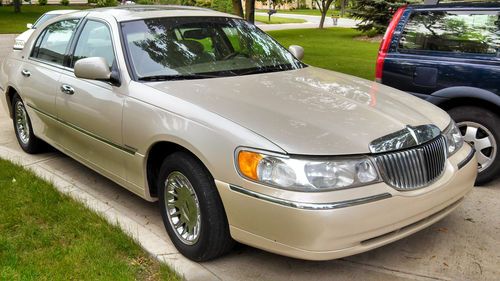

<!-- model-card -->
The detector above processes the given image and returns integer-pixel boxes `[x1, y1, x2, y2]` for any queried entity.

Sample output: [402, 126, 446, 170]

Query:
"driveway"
[0, 34, 499, 281]
[255, 12, 359, 31]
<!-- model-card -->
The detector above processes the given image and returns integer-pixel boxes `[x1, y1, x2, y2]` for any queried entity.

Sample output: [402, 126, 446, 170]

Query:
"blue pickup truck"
[377, 1, 500, 184]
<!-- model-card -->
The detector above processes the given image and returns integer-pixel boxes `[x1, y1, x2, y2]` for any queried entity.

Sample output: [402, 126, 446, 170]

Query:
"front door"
[56, 19, 127, 179]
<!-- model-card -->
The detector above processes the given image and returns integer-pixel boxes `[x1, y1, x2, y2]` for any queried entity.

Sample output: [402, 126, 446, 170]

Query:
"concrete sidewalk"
[1, 35, 499, 281]
[255, 12, 359, 31]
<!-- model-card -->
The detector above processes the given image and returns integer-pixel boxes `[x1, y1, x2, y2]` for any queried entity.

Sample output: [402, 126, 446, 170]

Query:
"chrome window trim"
[229, 184, 392, 210]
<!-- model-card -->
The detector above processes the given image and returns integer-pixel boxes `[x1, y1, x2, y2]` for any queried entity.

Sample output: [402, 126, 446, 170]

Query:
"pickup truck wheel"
[158, 152, 234, 261]
[448, 106, 500, 185]
[12, 94, 44, 154]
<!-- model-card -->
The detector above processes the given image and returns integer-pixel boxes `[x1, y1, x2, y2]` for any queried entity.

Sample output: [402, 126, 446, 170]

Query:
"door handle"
[21, 69, 31, 77]
[60, 84, 75, 95]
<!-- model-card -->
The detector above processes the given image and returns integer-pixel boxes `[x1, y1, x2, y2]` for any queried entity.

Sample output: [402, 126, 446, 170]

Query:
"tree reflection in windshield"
[121, 17, 304, 79]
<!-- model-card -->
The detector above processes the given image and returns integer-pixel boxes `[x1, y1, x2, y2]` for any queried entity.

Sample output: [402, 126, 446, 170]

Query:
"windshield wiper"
[239, 64, 296, 76]
[138, 74, 218, 81]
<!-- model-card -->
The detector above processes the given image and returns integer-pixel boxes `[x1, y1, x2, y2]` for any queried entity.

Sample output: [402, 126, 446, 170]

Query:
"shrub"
[195, 0, 210, 8]
[38, 0, 47, 5]
[136, 0, 154, 4]
[158, 0, 181, 4]
[210, 0, 232, 13]
[96, 0, 117, 7]
[60, 0, 69, 5]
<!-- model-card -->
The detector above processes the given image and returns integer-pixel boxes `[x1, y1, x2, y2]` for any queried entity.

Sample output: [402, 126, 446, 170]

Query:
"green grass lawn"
[0, 158, 180, 280]
[255, 15, 306, 24]
[0, 5, 90, 34]
[268, 28, 379, 80]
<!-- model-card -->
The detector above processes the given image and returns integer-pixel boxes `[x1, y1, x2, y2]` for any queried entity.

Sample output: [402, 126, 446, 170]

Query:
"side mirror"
[288, 45, 304, 60]
[27, 23, 33, 29]
[74, 57, 112, 81]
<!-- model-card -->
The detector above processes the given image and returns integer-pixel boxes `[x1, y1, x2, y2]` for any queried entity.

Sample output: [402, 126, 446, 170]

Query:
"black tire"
[12, 94, 44, 154]
[158, 152, 234, 261]
[448, 106, 500, 185]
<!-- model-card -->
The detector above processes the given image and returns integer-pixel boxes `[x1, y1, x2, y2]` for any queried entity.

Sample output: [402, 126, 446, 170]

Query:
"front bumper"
[216, 144, 476, 260]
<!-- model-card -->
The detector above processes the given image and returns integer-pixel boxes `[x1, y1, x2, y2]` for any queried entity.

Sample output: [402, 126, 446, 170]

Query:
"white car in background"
[13, 9, 78, 50]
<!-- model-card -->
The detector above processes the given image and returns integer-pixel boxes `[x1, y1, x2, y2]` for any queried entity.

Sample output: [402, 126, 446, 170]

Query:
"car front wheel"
[448, 106, 500, 185]
[158, 152, 234, 261]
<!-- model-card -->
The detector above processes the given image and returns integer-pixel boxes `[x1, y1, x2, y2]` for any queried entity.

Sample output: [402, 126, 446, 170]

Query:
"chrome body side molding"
[229, 185, 392, 210]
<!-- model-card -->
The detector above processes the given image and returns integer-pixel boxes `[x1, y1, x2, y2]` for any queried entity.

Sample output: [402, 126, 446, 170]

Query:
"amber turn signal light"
[237, 151, 263, 180]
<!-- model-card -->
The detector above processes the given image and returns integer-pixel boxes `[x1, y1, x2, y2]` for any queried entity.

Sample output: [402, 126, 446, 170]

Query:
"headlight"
[236, 149, 380, 192]
[443, 120, 464, 157]
[13, 39, 25, 50]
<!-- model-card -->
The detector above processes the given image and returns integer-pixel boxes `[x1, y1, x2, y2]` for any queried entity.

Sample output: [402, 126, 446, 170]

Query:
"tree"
[13, 0, 21, 13]
[350, 0, 417, 34]
[244, 0, 255, 23]
[232, 0, 244, 17]
[314, 0, 335, 29]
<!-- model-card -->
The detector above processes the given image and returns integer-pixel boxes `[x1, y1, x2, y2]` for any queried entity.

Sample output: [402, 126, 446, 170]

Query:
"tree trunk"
[245, 0, 255, 24]
[317, 0, 334, 29]
[13, 0, 21, 13]
[340, 0, 346, 17]
[319, 13, 326, 28]
[232, 0, 244, 18]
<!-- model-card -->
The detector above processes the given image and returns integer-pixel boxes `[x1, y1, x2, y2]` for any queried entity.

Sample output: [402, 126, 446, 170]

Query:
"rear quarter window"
[399, 10, 499, 56]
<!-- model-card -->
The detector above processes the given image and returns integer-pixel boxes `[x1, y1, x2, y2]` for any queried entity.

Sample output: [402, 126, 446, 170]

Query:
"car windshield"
[33, 14, 59, 28]
[120, 17, 305, 80]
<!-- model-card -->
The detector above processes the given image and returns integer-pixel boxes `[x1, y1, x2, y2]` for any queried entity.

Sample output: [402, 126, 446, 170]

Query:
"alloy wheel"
[15, 101, 30, 144]
[458, 121, 497, 172]
[164, 171, 201, 245]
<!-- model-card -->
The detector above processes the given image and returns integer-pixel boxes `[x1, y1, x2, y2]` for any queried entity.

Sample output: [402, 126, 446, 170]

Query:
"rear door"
[20, 18, 81, 144]
[383, 8, 500, 97]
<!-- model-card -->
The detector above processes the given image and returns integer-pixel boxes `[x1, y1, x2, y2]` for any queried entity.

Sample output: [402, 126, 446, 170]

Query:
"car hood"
[147, 67, 450, 155]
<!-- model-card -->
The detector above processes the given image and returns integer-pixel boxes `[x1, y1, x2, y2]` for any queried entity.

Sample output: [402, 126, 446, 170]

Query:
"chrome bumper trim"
[458, 146, 476, 170]
[229, 185, 392, 210]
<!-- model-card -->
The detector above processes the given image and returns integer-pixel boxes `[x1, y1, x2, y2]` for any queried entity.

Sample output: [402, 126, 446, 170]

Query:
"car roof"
[87, 5, 240, 22]
[409, 1, 500, 9]
[45, 9, 79, 15]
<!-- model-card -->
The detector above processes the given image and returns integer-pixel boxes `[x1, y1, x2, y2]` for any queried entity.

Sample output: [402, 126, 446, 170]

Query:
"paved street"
[1, 34, 499, 281]
[256, 12, 359, 31]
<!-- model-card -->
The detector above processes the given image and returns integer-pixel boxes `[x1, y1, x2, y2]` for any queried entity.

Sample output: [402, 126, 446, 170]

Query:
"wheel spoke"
[463, 126, 477, 142]
[477, 151, 491, 166]
[475, 137, 492, 151]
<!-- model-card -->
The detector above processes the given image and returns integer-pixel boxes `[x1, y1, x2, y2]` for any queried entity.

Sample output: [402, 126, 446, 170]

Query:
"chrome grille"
[375, 136, 447, 191]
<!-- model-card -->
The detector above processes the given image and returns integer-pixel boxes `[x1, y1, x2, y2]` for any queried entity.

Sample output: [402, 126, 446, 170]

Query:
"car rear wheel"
[448, 106, 500, 185]
[12, 94, 44, 154]
[158, 152, 234, 261]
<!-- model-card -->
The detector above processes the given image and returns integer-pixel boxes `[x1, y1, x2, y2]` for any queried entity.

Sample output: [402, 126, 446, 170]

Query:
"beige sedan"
[0, 6, 477, 262]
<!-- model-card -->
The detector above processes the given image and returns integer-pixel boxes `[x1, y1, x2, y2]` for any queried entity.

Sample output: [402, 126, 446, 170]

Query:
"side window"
[31, 19, 80, 65]
[399, 10, 499, 56]
[72, 20, 115, 69]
